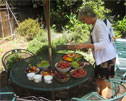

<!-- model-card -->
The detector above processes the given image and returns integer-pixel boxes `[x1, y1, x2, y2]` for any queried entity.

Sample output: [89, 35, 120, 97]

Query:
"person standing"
[67, 5, 116, 98]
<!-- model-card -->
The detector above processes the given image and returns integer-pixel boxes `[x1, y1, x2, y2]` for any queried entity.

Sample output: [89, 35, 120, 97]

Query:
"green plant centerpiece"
[37, 58, 50, 70]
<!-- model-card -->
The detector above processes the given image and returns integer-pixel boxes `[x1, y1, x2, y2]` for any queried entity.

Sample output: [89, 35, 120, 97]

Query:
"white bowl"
[55, 63, 71, 73]
[33, 74, 42, 83]
[27, 72, 35, 80]
[44, 75, 53, 84]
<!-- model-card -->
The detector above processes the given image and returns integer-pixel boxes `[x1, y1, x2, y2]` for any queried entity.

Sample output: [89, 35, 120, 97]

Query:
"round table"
[10, 53, 94, 99]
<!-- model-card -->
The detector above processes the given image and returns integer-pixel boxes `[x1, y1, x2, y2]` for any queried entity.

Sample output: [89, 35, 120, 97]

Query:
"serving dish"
[62, 53, 83, 62]
[37, 60, 50, 70]
[70, 68, 87, 78]
[25, 66, 39, 73]
[55, 61, 71, 73]
[71, 61, 85, 69]
[55, 72, 70, 83]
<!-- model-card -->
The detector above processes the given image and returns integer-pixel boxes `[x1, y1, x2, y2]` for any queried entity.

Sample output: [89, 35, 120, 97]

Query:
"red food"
[55, 72, 69, 79]
[71, 68, 87, 78]
[57, 61, 71, 69]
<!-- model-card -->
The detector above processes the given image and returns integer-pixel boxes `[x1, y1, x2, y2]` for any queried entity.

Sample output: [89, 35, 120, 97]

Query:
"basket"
[55, 75, 70, 83]
[55, 73, 70, 83]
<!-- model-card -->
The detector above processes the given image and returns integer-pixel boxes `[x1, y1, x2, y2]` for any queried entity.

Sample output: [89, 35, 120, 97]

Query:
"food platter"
[55, 61, 71, 73]
[62, 53, 83, 62]
[54, 72, 70, 83]
[25, 66, 40, 74]
[70, 68, 87, 78]
[71, 61, 85, 69]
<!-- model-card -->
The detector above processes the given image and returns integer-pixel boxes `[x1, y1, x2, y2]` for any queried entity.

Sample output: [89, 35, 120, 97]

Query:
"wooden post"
[45, 1, 55, 101]
[45, 0, 52, 68]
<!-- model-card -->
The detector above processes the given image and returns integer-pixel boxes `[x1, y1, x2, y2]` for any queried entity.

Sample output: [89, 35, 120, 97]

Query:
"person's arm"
[75, 43, 94, 50]
[67, 43, 94, 50]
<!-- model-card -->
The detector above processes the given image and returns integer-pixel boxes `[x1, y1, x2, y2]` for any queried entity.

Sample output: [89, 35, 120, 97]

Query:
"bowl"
[71, 61, 85, 69]
[55, 72, 70, 83]
[27, 72, 35, 80]
[37, 65, 50, 71]
[37, 60, 50, 70]
[55, 62, 71, 73]
[25, 66, 39, 74]
[44, 75, 53, 84]
[41, 70, 55, 76]
[33, 74, 42, 83]
[55, 76, 70, 83]
[70, 68, 87, 78]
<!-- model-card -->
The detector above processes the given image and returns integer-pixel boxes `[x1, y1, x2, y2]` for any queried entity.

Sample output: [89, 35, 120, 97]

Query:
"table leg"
[51, 91, 55, 101]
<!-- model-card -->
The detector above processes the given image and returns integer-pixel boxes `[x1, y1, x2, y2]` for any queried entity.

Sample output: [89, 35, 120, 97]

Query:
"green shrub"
[52, 37, 67, 47]
[64, 13, 90, 44]
[63, 0, 111, 44]
[115, 16, 126, 38]
[16, 18, 41, 41]
[49, 0, 82, 31]
[27, 28, 68, 55]
[27, 30, 48, 55]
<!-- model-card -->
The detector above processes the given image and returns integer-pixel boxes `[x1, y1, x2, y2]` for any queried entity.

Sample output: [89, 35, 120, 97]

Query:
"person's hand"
[76, 43, 86, 50]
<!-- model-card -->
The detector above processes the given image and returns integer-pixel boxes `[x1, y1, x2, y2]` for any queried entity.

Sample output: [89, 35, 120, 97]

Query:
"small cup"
[27, 72, 35, 80]
[44, 75, 53, 84]
[33, 74, 42, 83]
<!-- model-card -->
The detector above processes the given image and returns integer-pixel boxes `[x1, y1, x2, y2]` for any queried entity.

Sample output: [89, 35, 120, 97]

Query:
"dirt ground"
[0, 36, 28, 70]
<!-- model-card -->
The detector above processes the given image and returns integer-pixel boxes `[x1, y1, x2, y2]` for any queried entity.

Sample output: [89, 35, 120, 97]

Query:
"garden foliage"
[115, 16, 126, 38]
[6, 53, 22, 70]
[63, 0, 111, 44]
[16, 0, 125, 64]
[16, 18, 43, 41]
